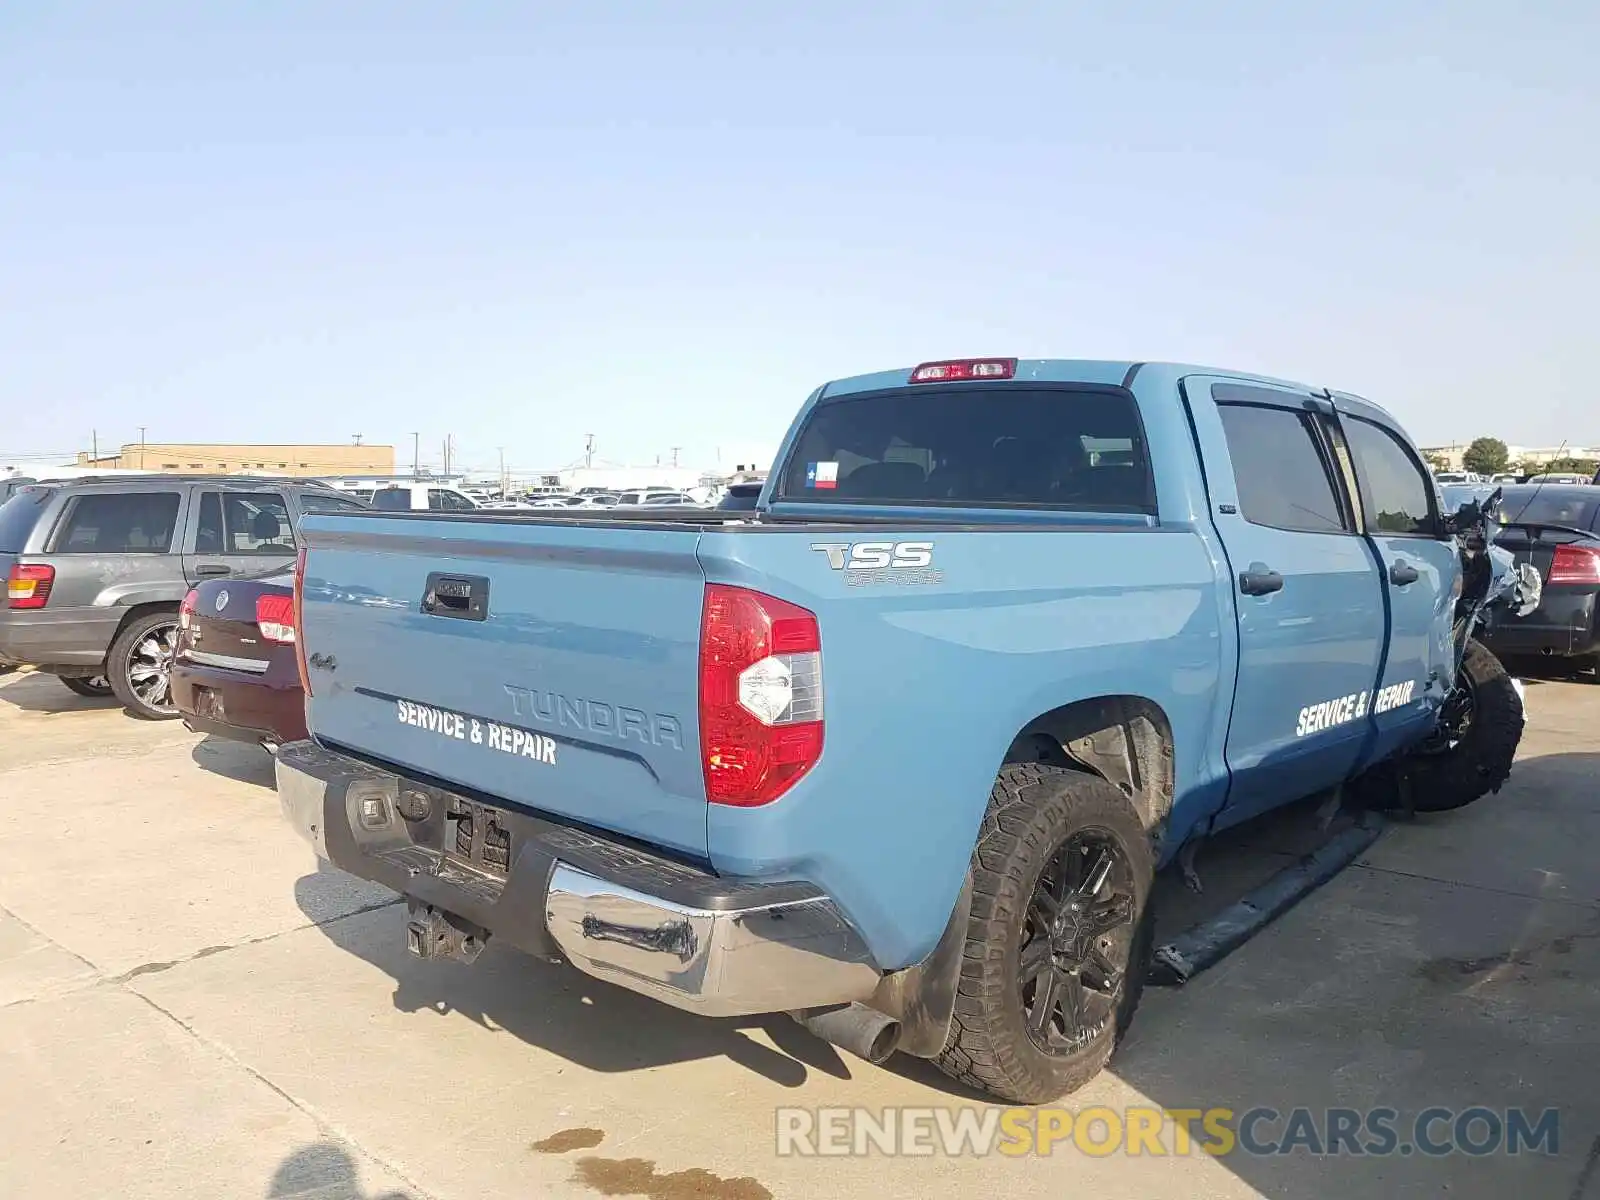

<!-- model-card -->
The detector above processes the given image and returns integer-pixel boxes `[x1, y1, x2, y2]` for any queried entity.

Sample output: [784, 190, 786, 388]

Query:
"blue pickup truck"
[275, 358, 1525, 1103]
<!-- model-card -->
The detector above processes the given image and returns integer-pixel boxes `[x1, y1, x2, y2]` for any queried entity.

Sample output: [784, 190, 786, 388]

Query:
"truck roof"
[817, 359, 1402, 429]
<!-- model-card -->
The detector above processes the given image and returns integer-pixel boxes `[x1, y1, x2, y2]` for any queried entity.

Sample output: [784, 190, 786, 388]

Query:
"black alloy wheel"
[1019, 830, 1138, 1054]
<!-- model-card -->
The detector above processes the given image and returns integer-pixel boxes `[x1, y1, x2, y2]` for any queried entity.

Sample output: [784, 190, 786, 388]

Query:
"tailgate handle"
[421, 572, 489, 622]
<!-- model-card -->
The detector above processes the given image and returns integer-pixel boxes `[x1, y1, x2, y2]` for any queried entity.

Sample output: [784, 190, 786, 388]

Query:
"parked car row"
[0, 475, 366, 718]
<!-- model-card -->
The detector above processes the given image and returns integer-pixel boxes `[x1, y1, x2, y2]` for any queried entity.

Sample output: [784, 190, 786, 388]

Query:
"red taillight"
[292, 547, 312, 694]
[179, 589, 199, 631]
[256, 593, 296, 644]
[1548, 544, 1600, 586]
[6, 564, 54, 609]
[699, 584, 824, 807]
[908, 357, 1017, 384]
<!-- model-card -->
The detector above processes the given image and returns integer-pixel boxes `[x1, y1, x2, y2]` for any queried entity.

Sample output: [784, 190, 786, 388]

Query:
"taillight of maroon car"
[256, 593, 296, 644]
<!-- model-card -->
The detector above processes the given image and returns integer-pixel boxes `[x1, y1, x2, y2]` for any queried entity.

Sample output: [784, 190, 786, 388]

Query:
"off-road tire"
[108, 610, 182, 721]
[1401, 639, 1523, 813]
[933, 763, 1155, 1104]
[59, 674, 113, 698]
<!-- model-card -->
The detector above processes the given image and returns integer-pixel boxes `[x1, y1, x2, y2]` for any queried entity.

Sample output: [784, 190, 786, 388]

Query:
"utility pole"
[92, 430, 98, 464]
[411, 432, 420, 475]
[584, 434, 595, 469]
[138, 426, 147, 469]
[498, 447, 506, 495]
[352, 433, 363, 446]
[670, 446, 681, 468]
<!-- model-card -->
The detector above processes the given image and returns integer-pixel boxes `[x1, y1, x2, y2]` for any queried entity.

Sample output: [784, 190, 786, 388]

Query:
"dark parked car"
[173, 572, 305, 749]
[1481, 484, 1600, 677]
[0, 476, 367, 718]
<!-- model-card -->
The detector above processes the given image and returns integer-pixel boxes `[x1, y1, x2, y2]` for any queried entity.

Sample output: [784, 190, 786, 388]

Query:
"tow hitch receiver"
[405, 902, 488, 964]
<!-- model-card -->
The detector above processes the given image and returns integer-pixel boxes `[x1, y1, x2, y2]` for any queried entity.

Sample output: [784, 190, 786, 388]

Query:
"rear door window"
[0, 487, 56, 552]
[1216, 404, 1349, 534]
[52, 492, 181, 554]
[220, 492, 295, 553]
[1342, 418, 1438, 536]
[776, 386, 1155, 512]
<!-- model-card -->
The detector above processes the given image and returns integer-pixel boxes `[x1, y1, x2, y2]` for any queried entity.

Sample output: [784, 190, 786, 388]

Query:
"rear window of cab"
[775, 385, 1155, 513]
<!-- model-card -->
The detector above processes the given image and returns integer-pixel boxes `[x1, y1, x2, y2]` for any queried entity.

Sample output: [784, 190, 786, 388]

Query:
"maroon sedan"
[172, 571, 306, 750]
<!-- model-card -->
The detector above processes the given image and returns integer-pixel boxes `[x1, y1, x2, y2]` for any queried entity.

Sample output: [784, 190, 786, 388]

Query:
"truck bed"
[295, 506, 1221, 967]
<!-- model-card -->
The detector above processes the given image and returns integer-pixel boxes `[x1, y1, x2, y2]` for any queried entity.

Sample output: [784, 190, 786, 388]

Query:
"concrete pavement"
[1, 666, 1596, 1198]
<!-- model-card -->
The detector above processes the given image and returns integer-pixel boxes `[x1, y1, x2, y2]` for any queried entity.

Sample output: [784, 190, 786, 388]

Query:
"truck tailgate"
[298, 515, 709, 859]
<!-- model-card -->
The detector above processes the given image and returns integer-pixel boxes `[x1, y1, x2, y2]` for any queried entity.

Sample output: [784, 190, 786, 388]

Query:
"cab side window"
[1342, 418, 1437, 536]
[1216, 403, 1349, 535]
[221, 492, 295, 553]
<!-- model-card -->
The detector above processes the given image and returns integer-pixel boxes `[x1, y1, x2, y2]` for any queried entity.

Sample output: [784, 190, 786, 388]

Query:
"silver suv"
[0, 475, 367, 718]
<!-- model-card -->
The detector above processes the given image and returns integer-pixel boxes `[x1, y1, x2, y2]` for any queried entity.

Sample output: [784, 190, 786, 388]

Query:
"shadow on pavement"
[266, 1141, 411, 1199]
[293, 745, 1600, 1199]
[294, 860, 852, 1090]
[0, 670, 118, 713]
[1105, 748, 1600, 1200]
[1500, 652, 1597, 686]
[191, 736, 278, 788]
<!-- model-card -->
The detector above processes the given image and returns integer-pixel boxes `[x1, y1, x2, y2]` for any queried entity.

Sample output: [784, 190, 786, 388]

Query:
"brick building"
[77, 443, 395, 477]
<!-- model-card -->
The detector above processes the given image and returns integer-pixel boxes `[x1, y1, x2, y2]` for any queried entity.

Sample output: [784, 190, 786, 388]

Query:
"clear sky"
[2, 2, 1596, 474]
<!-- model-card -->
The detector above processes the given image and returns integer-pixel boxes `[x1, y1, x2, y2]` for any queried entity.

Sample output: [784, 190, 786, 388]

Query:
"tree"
[1422, 452, 1451, 472]
[1462, 437, 1509, 475]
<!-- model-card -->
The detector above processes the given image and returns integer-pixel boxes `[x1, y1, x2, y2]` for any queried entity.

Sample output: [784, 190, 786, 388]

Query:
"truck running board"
[1148, 814, 1386, 986]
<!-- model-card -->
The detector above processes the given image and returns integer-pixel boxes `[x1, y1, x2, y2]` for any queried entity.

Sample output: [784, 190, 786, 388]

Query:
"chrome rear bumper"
[274, 740, 881, 1018]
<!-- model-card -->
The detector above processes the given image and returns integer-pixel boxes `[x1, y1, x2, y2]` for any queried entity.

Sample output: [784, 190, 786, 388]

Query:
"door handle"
[194, 565, 232, 577]
[1239, 569, 1284, 597]
[1389, 561, 1420, 586]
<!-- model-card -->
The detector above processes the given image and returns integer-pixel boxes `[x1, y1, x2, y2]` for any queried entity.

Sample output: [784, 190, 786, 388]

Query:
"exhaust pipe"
[791, 1003, 902, 1064]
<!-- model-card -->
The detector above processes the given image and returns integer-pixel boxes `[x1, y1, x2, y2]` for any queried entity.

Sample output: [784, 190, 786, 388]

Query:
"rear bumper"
[172, 657, 307, 746]
[0, 606, 121, 669]
[1482, 590, 1600, 660]
[274, 740, 882, 1018]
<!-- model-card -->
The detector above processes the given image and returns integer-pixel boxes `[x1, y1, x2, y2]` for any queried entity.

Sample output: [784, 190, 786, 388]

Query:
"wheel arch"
[1002, 695, 1176, 834]
[110, 600, 183, 646]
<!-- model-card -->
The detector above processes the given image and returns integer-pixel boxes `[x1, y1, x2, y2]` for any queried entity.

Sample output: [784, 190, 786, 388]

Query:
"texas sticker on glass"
[806, 461, 839, 489]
